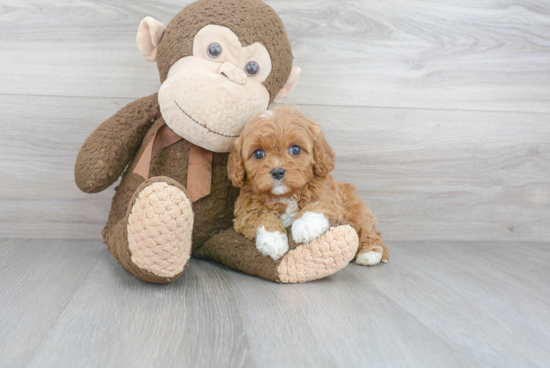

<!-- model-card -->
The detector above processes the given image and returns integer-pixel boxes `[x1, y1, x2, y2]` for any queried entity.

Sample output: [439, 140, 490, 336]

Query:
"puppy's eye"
[254, 149, 265, 159]
[289, 145, 302, 156]
[207, 43, 222, 59]
[245, 61, 260, 76]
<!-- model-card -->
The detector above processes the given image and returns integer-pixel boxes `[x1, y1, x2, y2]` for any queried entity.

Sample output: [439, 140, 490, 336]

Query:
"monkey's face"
[158, 25, 272, 152]
[137, 0, 301, 152]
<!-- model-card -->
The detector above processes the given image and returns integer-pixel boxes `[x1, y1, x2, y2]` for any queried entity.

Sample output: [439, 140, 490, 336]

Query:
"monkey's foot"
[127, 177, 194, 280]
[277, 225, 359, 283]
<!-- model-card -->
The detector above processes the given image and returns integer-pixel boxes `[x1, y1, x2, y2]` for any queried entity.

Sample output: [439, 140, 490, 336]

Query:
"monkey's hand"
[75, 93, 160, 193]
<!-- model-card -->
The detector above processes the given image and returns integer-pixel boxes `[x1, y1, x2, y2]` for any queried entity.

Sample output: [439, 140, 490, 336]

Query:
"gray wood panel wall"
[1, 0, 549, 241]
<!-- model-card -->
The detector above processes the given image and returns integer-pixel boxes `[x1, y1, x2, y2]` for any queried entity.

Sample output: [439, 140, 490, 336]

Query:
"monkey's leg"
[103, 175, 193, 283]
[194, 220, 358, 283]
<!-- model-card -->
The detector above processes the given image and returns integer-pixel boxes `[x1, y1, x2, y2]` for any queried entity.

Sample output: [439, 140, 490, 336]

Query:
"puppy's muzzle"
[271, 168, 286, 180]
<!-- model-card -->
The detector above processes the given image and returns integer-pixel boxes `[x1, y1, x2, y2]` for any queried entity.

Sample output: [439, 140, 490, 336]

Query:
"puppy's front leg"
[256, 226, 289, 260]
[291, 206, 332, 244]
[234, 211, 288, 260]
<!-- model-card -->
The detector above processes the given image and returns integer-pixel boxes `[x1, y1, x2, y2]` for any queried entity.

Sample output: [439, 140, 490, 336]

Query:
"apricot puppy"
[228, 106, 389, 265]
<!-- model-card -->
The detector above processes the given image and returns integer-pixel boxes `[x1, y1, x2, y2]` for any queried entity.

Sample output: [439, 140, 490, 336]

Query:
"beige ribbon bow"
[133, 123, 213, 203]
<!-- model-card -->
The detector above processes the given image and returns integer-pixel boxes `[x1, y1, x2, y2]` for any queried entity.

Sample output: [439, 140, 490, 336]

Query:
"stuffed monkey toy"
[75, 0, 359, 284]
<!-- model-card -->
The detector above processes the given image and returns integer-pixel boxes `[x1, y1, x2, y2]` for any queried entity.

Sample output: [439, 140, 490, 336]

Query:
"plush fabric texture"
[156, 0, 293, 104]
[137, 17, 166, 61]
[127, 180, 193, 277]
[75, 0, 359, 284]
[75, 94, 160, 193]
[187, 144, 213, 202]
[102, 116, 239, 251]
[80, 100, 360, 283]
[277, 224, 359, 283]
[193, 25, 273, 84]
[196, 218, 357, 283]
[89, 107, 239, 283]
[157, 55, 271, 152]
[132, 123, 183, 179]
[105, 176, 189, 284]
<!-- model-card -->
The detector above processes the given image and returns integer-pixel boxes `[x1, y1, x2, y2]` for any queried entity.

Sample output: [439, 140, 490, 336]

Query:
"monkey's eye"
[245, 61, 260, 76]
[254, 149, 265, 159]
[207, 43, 222, 59]
[290, 146, 302, 156]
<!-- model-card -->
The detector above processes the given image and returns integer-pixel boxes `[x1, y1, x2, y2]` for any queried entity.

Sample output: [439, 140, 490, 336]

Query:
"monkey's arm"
[75, 93, 160, 193]
[195, 218, 358, 283]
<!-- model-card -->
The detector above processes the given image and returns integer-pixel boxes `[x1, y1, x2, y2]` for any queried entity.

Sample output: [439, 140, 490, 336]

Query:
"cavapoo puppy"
[228, 106, 389, 266]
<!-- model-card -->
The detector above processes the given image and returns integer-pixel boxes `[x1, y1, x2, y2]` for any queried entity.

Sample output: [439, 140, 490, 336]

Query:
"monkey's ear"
[136, 17, 166, 62]
[273, 67, 301, 103]
[227, 137, 246, 188]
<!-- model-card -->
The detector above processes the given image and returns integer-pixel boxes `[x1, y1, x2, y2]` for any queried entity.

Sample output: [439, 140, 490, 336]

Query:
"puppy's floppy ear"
[312, 127, 336, 177]
[228, 136, 246, 187]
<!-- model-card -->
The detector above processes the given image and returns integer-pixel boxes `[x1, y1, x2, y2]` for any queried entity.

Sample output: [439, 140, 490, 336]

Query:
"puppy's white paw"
[255, 226, 289, 260]
[291, 212, 330, 244]
[356, 251, 383, 266]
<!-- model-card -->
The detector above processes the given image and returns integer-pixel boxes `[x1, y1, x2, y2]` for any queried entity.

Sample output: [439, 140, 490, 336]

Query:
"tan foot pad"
[127, 181, 193, 278]
[277, 225, 359, 283]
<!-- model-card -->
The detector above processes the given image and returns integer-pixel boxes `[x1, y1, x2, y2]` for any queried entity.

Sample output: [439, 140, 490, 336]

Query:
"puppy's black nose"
[271, 168, 286, 180]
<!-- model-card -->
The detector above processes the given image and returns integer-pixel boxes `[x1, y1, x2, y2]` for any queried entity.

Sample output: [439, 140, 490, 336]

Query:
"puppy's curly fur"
[228, 105, 389, 265]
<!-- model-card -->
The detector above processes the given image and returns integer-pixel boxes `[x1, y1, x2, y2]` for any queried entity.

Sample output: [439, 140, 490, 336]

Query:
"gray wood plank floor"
[1, 239, 548, 368]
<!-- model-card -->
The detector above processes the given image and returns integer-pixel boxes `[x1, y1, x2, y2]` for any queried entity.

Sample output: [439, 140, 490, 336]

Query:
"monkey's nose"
[219, 61, 246, 85]
[271, 168, 286, 180]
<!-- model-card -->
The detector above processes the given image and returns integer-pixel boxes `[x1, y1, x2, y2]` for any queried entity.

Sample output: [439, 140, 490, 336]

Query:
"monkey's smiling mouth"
[174, 101, 239, 138]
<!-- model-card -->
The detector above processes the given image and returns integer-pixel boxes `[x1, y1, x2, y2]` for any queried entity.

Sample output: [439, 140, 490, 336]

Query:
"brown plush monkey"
[75, 0, 359, 284]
